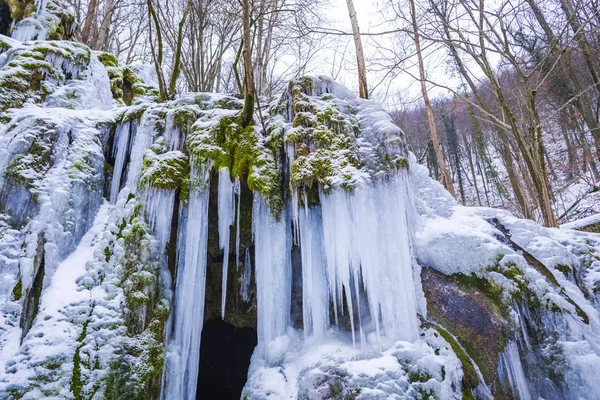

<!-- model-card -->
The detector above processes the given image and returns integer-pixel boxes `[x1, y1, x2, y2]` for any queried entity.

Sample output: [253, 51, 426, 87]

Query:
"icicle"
[319, 173, 419, 345]
[162, 166, 211, 400]
[218, 168, 235, 319]
[165, 111, 183, 151]
[252, 193, 292, 363]
[125, 116, 154, 190]
[143, 187, 176, 251]
[234, 177, 241, 267]
[298, 203, 329, 338]
[110, 121, 131, 204]
[498, 341, 531, 400]
[241, 248, 252, 302]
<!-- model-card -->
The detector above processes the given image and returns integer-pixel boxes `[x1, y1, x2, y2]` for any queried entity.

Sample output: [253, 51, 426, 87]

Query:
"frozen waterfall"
[218, 168, 235, 319]
[252, 193, 293, 363]
[162, 167, 211, 400]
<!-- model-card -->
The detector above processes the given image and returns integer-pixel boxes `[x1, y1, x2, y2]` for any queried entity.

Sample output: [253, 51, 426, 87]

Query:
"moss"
[106, 65, 157, 105]
[396, 156, 409, 169]
[96, 51, 119, 68]
[450, 272, 506, 315]
[6, 0, 35, 20]
[11, 277, 23, 301]
[187, 115, 284, 218]
[141, 150, 190, 194]
[555, 263, 572, 277]
[103, 203, 169, 398]
[71, 311, 91, 400]
[428, 323, 479, 397]
[4, 123, 57, 191]
[215, 97, 243, 110]
[422, 267, 506, 386]
[119, 105, 147, 123]
[284, 83, 364, 190]
[0, 40, 90, 112]
[172, 106, 197, 134]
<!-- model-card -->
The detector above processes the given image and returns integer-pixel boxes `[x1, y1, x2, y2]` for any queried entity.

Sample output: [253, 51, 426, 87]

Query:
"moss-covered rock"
[187, 115, 284, 218]
[421, 267, 506, 386]
[5, 0, 36, 21]
[0, 40, 91, 113]
[98, 56, 157, 106]
[141, 149, 189, 196]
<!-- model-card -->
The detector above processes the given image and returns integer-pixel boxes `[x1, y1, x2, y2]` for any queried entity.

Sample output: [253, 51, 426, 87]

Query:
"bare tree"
[345, 0, 368, 99]
[409, 0, 455, 196]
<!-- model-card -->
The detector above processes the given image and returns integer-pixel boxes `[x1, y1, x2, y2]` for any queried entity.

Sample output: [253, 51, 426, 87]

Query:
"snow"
[562, 213, 600, 230]
[243, 328, 463, 399]
[0, 202, 111, 393]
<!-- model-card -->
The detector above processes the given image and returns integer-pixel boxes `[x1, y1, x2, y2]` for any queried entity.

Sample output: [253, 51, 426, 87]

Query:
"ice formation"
[163, 169, 210, 400]
[2, 28, 600, 400]
[252, 194, 293, 363]
[218, 168, 235, 319]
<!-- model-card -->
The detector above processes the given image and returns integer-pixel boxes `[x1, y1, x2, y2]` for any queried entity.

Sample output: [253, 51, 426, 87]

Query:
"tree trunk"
[240, 0, 255, 127]
[410, 0, 455, 196]
[560, 0, 600, 98]
[345, 0, 368, 99]
[95, 0, 115, 51]
[443, 111, 465, 204]
[168, 0, 192, 97]
[80, 0, 97, 45]
[526, 0, 600, 161]
[147, 0, 167, 101]
[499, 129, 535, 219]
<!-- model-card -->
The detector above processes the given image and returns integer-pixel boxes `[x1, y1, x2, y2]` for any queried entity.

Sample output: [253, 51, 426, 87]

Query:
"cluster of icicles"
[108, 113, 421, 399]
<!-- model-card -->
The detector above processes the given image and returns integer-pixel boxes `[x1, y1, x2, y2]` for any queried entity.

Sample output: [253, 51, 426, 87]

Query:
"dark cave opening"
[196, 319, 257, 400]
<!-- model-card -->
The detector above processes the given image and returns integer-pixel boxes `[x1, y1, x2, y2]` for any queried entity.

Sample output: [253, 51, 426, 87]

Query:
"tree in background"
[409, 0, 456, 197]
[345, 0, 368, 99]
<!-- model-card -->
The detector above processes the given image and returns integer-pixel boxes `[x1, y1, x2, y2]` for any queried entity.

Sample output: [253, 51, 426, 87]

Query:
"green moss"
[555, 263, 572, 277]
[430, 324, 479, 397]
[96, 51, 119, 68]
[119, 106, 147, 123]
[11, 277, 23, 301]
[284, 82, 364, 190]
[0, 41, 90, 112]
[6, 0, 35, 20]
[215, 97, 243, 110]
[450, 272, 506, 315]
[4, 123, 57, 191]
[141, 150, 190, 194]
[187, 115, 284, 218]
[71, 310, 92, 400]
[103, 203, 169, 398]
[173, 106, 198, 134]
[106, 65, 158, 105]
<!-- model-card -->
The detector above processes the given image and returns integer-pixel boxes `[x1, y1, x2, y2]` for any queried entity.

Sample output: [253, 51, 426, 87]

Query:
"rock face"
[1, 31, 600, 400]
